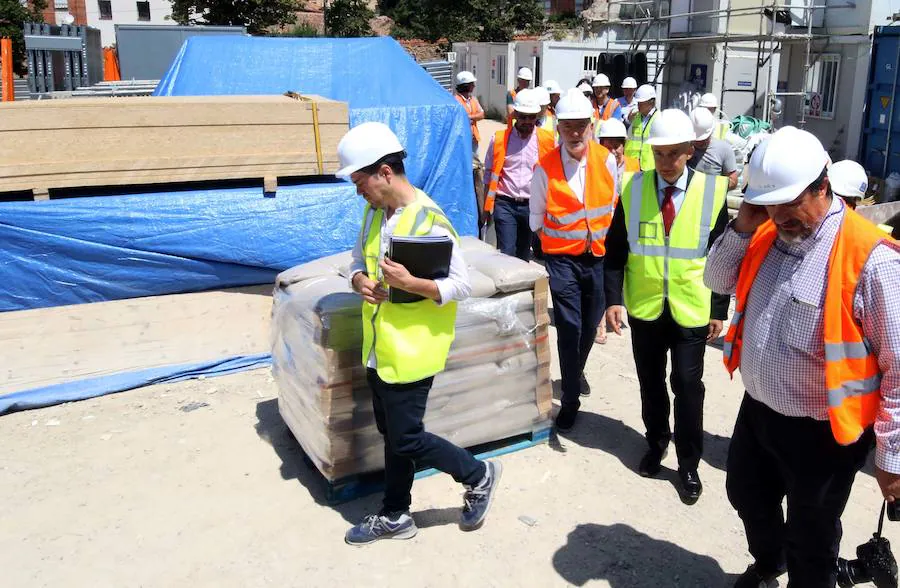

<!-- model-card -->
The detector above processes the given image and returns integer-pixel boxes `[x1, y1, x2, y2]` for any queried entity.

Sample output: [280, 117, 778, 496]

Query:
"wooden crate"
[0, 95, 348, 199]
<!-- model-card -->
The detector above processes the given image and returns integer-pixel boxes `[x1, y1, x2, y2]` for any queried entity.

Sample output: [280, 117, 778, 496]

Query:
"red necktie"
[661, 186, 676, 236]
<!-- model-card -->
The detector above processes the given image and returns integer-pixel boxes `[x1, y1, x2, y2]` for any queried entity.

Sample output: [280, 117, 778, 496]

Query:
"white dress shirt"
[656, 170, 689, 216]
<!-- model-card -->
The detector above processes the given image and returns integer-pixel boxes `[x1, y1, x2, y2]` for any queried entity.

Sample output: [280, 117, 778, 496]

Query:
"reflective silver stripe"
[731, 309, 743, 324]
[625, 172, 645, 251]
[824, 340, 872, 362]
[722, 341, 733, 359]
[409, 206, 433, 234]
[544, 227, 588, 240]
[694, 173, 720, 255]
[827, 374, 882, 407]
[548, 209, 587, 226]
[586, 204, 614, 220]
[359, 206, 376, 250]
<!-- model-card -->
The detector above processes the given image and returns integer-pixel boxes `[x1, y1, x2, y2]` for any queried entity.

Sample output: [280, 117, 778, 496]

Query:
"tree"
[378, 0, 543, 43]
[169, 0, 303, 35]
[0, 0, 47, 76]
[324, 0, 374, 37]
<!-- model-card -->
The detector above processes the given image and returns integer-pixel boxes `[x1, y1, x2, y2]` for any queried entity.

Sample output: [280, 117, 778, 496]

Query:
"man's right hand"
[352, 273, 388, 305]
[605, 305, 627, 336]
[481, 210, 492, 226]
[733, 201, 769, 234]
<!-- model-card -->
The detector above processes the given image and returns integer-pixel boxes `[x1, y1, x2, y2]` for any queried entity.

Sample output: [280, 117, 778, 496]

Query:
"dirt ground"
[1, 120, 894, 586]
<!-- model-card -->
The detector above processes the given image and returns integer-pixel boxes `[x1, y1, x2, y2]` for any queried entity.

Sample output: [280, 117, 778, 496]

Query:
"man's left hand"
[380, 257, 414, 291]
[876, 467, 900, 502]
[707, 319, 724, 341]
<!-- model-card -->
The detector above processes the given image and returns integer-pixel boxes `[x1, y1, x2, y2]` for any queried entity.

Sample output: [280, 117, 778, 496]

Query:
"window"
[98, 0, 112, 20]
[804, 54, 840, 120]
[584, 54, 600, 73]
[136, 1, 151, 21]
[54, 0, 68, 9]
[496, 54, 506, 86]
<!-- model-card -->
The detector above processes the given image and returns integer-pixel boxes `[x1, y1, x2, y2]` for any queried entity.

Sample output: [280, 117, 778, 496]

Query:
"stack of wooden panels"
[271, 241, 552, 482]
[0, 95, 348, 198]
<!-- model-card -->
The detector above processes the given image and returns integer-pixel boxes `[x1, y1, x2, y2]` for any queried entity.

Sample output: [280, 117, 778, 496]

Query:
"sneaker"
[556, 405, 578, 432]
[460, 460, 503, 531]
[344, 512, 418, 546]
[580, 374, 592, 396]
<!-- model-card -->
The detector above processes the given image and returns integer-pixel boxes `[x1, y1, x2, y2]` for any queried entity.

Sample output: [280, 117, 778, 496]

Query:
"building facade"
[84, 0, 173, 46]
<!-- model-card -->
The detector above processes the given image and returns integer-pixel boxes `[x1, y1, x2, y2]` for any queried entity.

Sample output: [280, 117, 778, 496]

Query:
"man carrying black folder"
[336, 122, 503, 546]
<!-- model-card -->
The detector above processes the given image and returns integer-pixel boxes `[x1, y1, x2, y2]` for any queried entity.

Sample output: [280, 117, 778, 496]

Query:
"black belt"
[497, 194, 529, 204]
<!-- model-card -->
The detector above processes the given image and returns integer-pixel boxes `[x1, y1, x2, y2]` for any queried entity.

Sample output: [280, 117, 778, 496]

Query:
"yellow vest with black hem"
[624, 110, 658, 172]
[359, 189, 458, 384]
[621, 170, 728, 328]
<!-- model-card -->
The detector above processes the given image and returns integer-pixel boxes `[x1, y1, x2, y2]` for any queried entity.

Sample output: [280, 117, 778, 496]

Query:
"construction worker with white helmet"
[529, 88, 619, 432]
[541, 80, 562, 136]
[698, 92, 729, 139]
[624, 84, 660, 171]
[597, 118, 637, 188]
[605, 109, 730, 505]
[618, 76, 639, 124]
[533, 86, 553, 133]
[689, 107, 738, 190]
[705, 126, 900, 587]
[506, 66, 533, 122]
[340, 121, 502, 545]
[592, 73, 622, 126]
[828, 159, 868, 210]
[454, 71, 484, 152]
[484, 88, 557, 260]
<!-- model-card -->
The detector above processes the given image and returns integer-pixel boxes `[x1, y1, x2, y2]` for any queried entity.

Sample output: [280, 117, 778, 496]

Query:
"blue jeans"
[493, 196, 533, 261]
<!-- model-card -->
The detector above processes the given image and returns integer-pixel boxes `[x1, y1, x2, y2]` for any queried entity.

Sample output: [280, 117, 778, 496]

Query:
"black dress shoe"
[638, 448, 667, 477]
[555, 405, 578, 432]
[580, 374, 591, 397]
[678, 469, 703, 505]
[733, 563, 786, 588]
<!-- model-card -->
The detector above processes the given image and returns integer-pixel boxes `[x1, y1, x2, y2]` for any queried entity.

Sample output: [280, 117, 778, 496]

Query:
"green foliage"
[168, 0, 303, 35]
[378, 0, 544, 42]
[277, 22, 319, 37]
[0, 0, 47, 76]
[324, 0, 374, 37]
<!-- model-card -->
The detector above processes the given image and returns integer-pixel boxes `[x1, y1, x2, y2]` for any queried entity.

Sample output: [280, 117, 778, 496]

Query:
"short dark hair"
[806, 165, 831, 197]
[358, 150, 407, 176]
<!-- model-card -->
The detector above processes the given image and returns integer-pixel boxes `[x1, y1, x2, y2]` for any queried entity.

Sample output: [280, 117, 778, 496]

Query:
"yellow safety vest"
[624, 110, 658, 171]
[714, 120, 729, 140]
[360, 189, 458, 384]
[621, 170, 728, 327]
[540, 110, 557, 139]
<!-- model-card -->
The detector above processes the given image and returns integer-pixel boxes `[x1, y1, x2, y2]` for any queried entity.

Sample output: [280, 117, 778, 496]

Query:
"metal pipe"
[881, 34, 900, 178]
[604, 2, 828, 25]
[719, 3, 732, 110]
[763, 0, 776, 123]
[799, 0, 814, 127]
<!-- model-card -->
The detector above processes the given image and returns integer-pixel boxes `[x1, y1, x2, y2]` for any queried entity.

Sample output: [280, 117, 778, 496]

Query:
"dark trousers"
[367, 368, 486, 514]
[727, 393, 873, 587]
[493, 195, 532, 261]
[545, 253, 605, 411]
[629, 305, 708, 471]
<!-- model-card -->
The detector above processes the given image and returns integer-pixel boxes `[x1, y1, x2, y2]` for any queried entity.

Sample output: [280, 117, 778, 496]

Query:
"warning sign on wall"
[882, 96, 891, 109]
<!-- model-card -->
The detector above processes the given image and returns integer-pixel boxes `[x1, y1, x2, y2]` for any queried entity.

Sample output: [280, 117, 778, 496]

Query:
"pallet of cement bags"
[271, 237, 552, 484]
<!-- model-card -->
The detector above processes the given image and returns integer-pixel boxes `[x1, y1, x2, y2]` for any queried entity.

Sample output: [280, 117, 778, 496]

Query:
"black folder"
[387, 235, 453, 303]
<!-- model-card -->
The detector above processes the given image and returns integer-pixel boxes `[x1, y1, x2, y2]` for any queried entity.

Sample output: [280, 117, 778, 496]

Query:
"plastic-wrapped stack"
[271, 237, 552, 482]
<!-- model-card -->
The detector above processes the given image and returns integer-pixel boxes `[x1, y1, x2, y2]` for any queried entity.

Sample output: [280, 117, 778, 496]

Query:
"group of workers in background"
[340, 63, 899, 588]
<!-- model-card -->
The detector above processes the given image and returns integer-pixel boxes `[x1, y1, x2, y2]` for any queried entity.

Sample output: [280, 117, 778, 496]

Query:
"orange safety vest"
[597, 98, 618, 121]
[484, 127, 556, 213]
[723, 209, 900, 445]
[538, 142, 616, 257]
[455, 93, 481, 144]
[624, 155, 640, 172]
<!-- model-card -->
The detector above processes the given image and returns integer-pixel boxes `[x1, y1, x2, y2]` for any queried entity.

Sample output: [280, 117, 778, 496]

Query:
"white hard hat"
[744, 126, 829, 205]
[532, 86, 551, 107]
[577, 81, 593, 94]
[544, 79, 562, 95]
[828, 160, 868, 200]
[646, 109, 696, 146]
[622, 76, 638, 89]
[598, 118, 628, 139]
[517, 67, 533, 81]
[690, 107, 717, 141]
[634, 84, 657, 103]
[335, 122, 404, 178]
[592, 73, 611, 87]
[456, 71, 476, 85]
[513, 88, 542, 115]
[698, 92, 718, 108]
[555, 88, 594, 120]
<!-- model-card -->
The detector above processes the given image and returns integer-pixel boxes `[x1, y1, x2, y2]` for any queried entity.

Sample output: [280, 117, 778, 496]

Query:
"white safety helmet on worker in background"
[517, 67, 534, 81]
[512, 88, 542, 115]
[544, 79, 562, 95]
[455, 71, 476, 85]
[698, 93, 719, 109]
[336, 122, 404, 178]
[555, 88, 595, 120]
[828, 160, 868, 200]
[532, 86, 551, 107]
[743, 126, 829, 205]
[592, 73, 611, 87]
[634, 84, 657, 103]
[690, 107, 717, 142]
[598, 118, 628, 139]
[622, 77, 638, 89]
[645, 109, 696, 146]
[577, 81, 593, 95]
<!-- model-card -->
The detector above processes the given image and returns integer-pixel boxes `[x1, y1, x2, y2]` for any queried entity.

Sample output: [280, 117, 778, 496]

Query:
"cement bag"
[465, 250, 548, 293]
[275, 251, 354, 288]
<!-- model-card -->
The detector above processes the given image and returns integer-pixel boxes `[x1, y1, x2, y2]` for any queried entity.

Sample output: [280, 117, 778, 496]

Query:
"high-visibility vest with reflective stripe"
[625, 110, 658, 171]
[484, 127, 556, 213]
[624, 155, 640, 173]
[360, 189, 458, 384]
[598, 98, 618, 121]
[540, 109, 557, 138]
[714, 120, 729, 140]
[538, 142, 616, 257]
[455, 93, 481, 144]
[722, 209, 900, 445]
[621, 170, 727, 327]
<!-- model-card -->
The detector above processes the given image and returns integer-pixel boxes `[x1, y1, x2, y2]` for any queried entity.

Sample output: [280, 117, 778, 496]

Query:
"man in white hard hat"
[604, 109, 730, 504]
[689, 107, 738, 190]
[592, 73, 622, 125]
[484, 89, 556, 260]
[597, 118, 637, 190]
[506, 66, 533, 121]
[828, 159, 868, 211]
[533, 86, 552, 133]
[698, 92, 729, 139]
[341, 122, 502, 545]
[454, 71, 484, 153]
[618, 76, 639, 124]
[541, 80, 562, 136]
[705, 127, 900, 587]
[624, 84, 659, 172]
[529, 89, 619, 431]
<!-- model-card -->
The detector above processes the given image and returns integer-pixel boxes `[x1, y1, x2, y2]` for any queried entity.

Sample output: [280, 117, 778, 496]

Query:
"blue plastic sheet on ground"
[0, 354, 272, 416]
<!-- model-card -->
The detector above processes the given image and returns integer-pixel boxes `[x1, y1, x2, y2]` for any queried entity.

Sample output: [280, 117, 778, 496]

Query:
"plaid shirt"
[705, 197, 900, 473]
